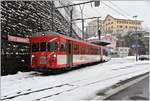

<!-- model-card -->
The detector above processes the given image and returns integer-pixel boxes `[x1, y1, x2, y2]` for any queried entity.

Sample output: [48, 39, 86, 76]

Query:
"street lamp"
[133, 15, 138, 61]
[97, 17, 101, 40]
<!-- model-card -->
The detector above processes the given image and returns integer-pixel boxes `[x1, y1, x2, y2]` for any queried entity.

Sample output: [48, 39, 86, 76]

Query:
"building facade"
[85, 19, 103, 39]
[102, 15, 142, 34]
[87, 34, 117, 50]
[85, 14, 142, 38]
[116, 47, 130, 57]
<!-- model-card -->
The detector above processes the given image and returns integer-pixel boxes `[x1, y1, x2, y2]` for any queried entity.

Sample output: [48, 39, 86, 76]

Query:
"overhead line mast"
[52, 1, 100, 39]
[101, 1, 128, 19]
[54, 1, 94, 9]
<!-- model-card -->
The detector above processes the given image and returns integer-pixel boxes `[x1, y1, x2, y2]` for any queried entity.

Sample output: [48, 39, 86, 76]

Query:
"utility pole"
[82, 19, 84, 40]
[72, 16, 101, 40]
[79, 5, 85, 40]
[52, 1, 100, 38]
[51, 1, 54, 31]
[70, 8, 73, 37]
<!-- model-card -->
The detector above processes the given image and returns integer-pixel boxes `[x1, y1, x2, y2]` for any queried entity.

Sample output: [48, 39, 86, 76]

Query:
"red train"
[31, 32, 110, 72]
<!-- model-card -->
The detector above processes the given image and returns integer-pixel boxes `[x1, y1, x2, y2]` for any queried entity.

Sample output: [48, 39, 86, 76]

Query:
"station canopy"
[88, 40, 110, 46]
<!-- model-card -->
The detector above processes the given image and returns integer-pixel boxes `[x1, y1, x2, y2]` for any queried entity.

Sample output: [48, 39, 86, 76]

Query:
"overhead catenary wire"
[101, 1, 129, 19]
[90, 1, 102, 17]
[108, 1, 131, 17]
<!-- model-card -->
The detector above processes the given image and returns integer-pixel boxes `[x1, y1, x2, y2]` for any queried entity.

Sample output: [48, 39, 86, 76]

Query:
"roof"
[104, 14, 142, 23]
[89, 40, 110, 46]
[87, 34, 117, 41]
[111, 14, 142, 21]
[32, 31, 101, 47]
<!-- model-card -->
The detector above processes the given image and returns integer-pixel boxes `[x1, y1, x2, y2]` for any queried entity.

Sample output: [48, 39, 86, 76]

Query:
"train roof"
[32, 31, 102, 48]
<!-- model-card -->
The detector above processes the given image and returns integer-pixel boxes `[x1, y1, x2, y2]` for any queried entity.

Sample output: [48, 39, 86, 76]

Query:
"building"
[116, 47, 130, 57]
[55, 1, 82, 38]
[138, 31, 149, 55]
[85, 14, 143, 39]
[102, 14, 142, 34]
[116, 30, 149, 56]
[85, 19, 103, 39]
[87, 34, 117, 50]
[1, 1, 81, 75]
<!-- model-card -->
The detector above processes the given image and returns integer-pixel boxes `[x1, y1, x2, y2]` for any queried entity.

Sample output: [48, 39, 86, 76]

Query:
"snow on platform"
[1, 57, 150, 101]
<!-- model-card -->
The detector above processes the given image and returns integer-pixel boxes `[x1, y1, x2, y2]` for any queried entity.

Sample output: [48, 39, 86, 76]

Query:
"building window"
[120, 25, 123, 28]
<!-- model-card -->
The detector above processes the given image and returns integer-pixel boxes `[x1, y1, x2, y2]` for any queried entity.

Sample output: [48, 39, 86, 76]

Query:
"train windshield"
[32, 43, 39, 52]
[40, 42, 46, 52]
[48, 42, 57, 51]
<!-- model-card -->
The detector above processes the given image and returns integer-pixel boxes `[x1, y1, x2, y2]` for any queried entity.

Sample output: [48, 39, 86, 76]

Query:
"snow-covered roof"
[87, 34, 117, 41]
[144, 35, 150, 38]
[107, 14, 142, 21]
[87, 36, 105, 40]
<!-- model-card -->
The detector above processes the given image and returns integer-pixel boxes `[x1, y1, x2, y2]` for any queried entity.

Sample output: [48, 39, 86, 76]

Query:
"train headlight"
[53, 54, 57, 58]
[32, 55, 35, 58]
[21, 59, 25, 62]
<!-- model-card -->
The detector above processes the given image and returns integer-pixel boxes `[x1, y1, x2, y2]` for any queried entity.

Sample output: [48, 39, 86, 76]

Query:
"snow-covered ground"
[1, 57, 150, 101]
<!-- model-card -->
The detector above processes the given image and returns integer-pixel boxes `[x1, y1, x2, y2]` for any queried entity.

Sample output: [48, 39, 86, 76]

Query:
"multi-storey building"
[1, 1, 81, 75]
[85, 14, 142, 37]
[85, 19, 103, 39]
[116, 47, 130, 57]
[87, 34, 117, 51]
[102, 14, 142, 34]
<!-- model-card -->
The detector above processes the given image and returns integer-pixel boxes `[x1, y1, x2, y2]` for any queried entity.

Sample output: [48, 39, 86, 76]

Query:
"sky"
[73, 1, 150, 31]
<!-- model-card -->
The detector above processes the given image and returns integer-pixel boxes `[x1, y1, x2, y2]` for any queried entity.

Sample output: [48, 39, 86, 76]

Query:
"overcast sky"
[73, 1, 150, 31]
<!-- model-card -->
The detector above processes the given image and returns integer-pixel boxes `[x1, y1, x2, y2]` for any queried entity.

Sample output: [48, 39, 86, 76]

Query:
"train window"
[32, 43, 39, 52]
[40, 42, 46, 52]
[60, 42, 66, 51]
[76, 45, 79, 54]
[73, 44, 78, 54]
[104, 49, 109, 56]
[68, 43, 71, 54]
[48, 42, 57, 51]
[73, 44, 76, 54]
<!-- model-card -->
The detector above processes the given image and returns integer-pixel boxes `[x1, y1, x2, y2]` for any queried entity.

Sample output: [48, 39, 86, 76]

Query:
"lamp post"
[133, 15, 138, 61]
[97, 17, 101, 40]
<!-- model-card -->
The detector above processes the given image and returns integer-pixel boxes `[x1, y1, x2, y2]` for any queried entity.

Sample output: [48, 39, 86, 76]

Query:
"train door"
[67, 40, 73, 68]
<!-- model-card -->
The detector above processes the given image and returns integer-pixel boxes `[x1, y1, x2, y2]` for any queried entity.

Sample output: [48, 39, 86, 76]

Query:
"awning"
[88, 40, 110, 46]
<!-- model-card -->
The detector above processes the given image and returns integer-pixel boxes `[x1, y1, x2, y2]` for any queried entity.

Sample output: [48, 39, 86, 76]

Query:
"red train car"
[31, 33, 104, 72]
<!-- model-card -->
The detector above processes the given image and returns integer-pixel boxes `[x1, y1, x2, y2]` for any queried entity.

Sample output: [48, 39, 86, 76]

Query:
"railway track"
[1, 61, 150, 101]
[92, 73, 149, 100]
[36, 69, 150, 101]
[1, 83, 75, 100]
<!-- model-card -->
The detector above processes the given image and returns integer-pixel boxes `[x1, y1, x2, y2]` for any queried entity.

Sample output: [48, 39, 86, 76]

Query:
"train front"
[31, 35, 58, 72]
